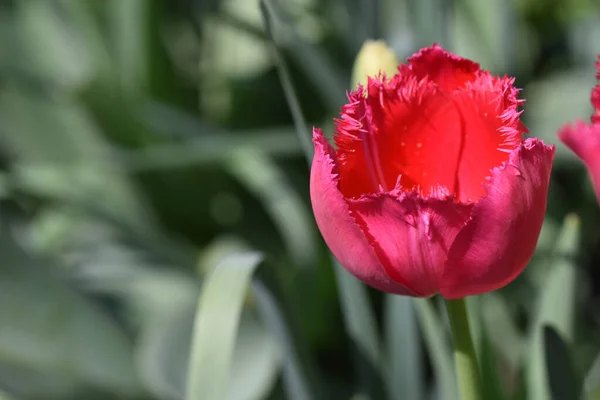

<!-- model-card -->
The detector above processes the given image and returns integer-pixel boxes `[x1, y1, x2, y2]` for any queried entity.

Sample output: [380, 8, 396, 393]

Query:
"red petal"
[440, 139, 555, 299]
[348, 192, 472, 297]
[310, 128, 414, 295]
[592, 85, 600, 125]
[452, 74, 525, 201]
[334, 68, 524, 202]
[403, 44, 480, 91]
[558, 121, 600, 204]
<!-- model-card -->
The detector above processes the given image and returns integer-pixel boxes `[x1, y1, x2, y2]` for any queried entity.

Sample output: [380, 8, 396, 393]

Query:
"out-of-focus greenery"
[0, 0, 599, 399]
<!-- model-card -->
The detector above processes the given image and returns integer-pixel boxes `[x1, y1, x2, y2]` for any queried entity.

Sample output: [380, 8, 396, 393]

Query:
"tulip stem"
[445, 297, 483, 400]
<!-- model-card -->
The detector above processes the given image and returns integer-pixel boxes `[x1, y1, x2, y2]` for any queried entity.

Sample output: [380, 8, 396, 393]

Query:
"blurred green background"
[0, 0, 599, 399]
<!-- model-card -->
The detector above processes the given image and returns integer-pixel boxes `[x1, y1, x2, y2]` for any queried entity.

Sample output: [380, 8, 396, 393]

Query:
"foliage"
[0, 0, 599, 399]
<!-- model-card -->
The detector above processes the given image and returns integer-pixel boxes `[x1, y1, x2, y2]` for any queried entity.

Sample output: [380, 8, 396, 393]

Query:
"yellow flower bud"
[351, 40, 399, 88]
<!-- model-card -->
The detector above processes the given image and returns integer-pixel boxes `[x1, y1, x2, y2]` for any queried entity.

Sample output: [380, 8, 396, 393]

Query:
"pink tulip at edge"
[310, 45, 555, 299]
[558, 55, 600, 205]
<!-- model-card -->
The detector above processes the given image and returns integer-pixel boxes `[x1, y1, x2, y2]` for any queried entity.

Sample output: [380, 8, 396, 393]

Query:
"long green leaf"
[226, 148, 316, 269]
[415, 298, 457, 400]
[259, 0, 312, 164]
[481, 293, 524, 372]
[407, 0, 451, 48]
[543, 325, 581, 400]
[584, 352, 600, 399]
[333, 260, 384, 377]
[252, 281, 317, 400]
[527, 214, 580, 400]
[473, 296, 505, 400]
[109, 0, 150, 93]
[15, 0, 95, 89]
[0, 229, 140, 397]
[184, 252, 263, 400]
[451, 0, 515, 72]
[264, 0, 347, 111]
[385, 295, 422, 400]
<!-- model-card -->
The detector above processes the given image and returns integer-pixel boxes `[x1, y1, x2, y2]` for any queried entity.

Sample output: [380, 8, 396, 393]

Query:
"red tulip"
[310, 45, 554, 299]
[558, 55, 600, 204]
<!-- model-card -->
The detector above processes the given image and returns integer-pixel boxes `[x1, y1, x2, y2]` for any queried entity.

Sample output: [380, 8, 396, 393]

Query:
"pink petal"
[440, 138, 555, 299]
[558, 121, 600, 204]
[310, 128, 413, 295]
[592, 85, 600, 124]
[348, 192, 473, 297]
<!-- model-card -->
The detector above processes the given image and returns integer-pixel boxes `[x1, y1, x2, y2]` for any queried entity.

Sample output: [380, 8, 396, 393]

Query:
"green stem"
[445, 298, 483, 400]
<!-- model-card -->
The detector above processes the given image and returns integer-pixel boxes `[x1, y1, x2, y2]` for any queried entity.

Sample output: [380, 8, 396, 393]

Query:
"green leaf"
[0, 88, 154, 233]
[126, 238, 281, 400]
[463, 296, 505, 400]
[261, 0, 347, 111]
[259, 0, 313, 164]
[527, 214, 580, 400]
[543, 325, 581, 400]
[451, 0, 518, 72]
[184, 252, 264, 400]
[407, 0, 451, 48]
[584, 352, 600, 398]
[109, 0, 150, 93]
[333, 259, 384, 395]
[478, 307, 506, 400]
[226, 148, 316, 269]
[415, 298, 458, 400]
[384, 295, 423, 400]
[15, 0, 95, 89]
[525, 70, 596, 164]
[252, 281, 318, 400]
[138, 299, 281, 400]
[0, 230, 140, 396]
[481, 293, 524, 372]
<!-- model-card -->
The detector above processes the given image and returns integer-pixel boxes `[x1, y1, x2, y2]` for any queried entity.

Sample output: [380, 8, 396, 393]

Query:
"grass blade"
[415, 298, 458, 400]
[252, 280, 317, 400]
[185, 252, 263, 400]
[527, 214, 580, 400]
[481, 293, 524, 373]
[226, 148, 316, 269]
[333, 259, 384, 396]
[265, 0, 347, 110]
[543, 325, 582, 400]
[584, 352, 600, 398]
[259, 0, 312, 164]
[109, 0, 150, 93]
[385, 295, 423, 400]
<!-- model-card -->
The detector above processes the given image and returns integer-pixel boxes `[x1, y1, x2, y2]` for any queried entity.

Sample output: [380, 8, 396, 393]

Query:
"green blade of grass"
[527, 214, 580, 400]
[333, 259, 384, 382]
[184, 252, 263, 400]
[415, 298, 458, 400]
[584, 352, 600, 398]
[252, 280, 317, 400]
[226, 148, 316, 269]
[543, 325, 582, 400]
[259, 0, 313, 164]
[385, 295, 423, 400]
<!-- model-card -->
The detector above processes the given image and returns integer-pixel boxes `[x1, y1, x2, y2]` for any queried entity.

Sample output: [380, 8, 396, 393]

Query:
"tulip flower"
[310, 44, 555, 299]
[558, 55, 600, 204]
